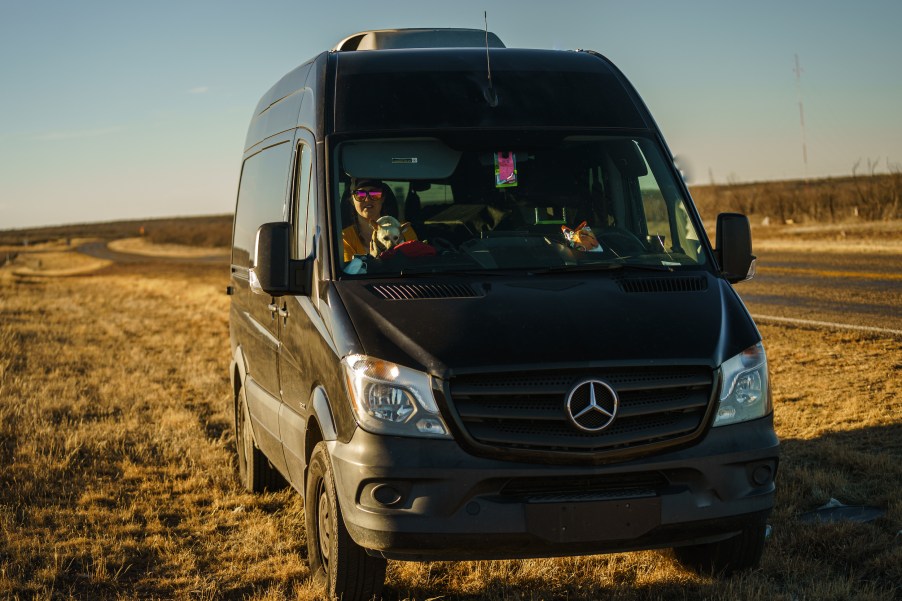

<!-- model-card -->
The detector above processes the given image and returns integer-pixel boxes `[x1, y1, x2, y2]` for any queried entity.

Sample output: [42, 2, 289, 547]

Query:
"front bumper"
[328, 416, 778, 560]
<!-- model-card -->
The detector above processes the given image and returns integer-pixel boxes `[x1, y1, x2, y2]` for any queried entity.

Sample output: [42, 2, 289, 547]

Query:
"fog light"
[416, 417, 447, 435]
[752, 464, 773, 486]
[371, 484, 403, 506]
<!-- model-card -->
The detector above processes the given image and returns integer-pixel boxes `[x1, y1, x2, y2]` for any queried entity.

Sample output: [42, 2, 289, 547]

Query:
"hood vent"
[368, 282, 482, 300]
[618, 276, 708, 294]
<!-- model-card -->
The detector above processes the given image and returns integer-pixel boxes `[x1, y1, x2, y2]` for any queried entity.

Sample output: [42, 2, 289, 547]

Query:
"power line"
[793, 53, 809, 178]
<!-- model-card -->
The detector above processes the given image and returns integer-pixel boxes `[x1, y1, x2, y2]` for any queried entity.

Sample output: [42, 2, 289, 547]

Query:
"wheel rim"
[317, 482, 331, 567]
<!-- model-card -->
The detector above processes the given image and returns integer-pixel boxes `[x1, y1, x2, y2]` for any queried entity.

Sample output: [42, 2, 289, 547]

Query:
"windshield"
[333, 134, 707, 277]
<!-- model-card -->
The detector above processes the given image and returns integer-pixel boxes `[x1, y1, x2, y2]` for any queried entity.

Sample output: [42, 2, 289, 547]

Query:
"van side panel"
[311, 53, 330, 140]
[297, 86, 317, 135]
[244, 90, 305, 152]
[245, 377, 289, 474]
[279, 401, 307, 491]
[244, 63, 313, 151]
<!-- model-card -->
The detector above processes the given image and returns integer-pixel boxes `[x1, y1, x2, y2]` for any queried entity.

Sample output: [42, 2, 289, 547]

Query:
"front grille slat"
[451, 382, 570, 397]
[616, 391, 709, 418]
[500, 472, 669, 502]
[447, 366, 713, 458]
[613, 374, 711, 392]
[465, 413, 700, 450]
[453, 401, 563, 421]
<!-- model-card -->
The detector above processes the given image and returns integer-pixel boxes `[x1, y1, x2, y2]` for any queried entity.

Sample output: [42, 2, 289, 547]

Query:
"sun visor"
[341, 138, 462, 180]
[608, 139, 648, 177]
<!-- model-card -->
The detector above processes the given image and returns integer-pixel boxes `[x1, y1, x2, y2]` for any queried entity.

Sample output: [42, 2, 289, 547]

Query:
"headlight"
[341, 354, 452, 439]
[713, 342, 772, 427]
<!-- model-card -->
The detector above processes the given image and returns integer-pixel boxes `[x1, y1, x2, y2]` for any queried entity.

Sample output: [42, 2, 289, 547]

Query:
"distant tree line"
[0, 215, 232, 248]
[690, 161, 901, 224]
[4, 166, 900, 250]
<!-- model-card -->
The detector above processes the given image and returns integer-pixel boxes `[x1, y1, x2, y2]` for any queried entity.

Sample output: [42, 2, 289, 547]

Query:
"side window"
[639, 165, 667, 240]
[418, 184, 453, 208]
[232, 142, 292, 268]
[293, 142, 313, 258]
[634, 139, 703, 261]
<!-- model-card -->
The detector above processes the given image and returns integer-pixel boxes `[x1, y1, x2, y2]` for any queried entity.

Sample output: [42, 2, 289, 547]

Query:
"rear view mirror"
[250, 222, 312, 296]
[715, 213, 756, 283]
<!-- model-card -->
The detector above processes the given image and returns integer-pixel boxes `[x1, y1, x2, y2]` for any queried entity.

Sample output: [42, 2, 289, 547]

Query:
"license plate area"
[525, 497, 661, 543]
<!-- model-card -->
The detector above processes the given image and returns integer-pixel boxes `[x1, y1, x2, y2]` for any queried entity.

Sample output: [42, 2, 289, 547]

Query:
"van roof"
[333, 28, 505, 51]
[332, 48, 648, 132]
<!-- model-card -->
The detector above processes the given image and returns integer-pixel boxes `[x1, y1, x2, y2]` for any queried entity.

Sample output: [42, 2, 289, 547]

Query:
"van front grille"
[446, 366, 713, 459]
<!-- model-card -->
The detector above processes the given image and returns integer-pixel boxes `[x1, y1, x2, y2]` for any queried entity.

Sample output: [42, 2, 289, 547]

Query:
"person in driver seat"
[342, 178, 418, 261]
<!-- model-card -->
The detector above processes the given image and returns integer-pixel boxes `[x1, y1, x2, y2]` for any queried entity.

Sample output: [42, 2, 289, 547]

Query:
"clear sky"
[1, 0, 900, 230]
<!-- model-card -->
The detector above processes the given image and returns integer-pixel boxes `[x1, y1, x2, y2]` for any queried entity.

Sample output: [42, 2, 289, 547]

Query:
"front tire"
[673, 516, 767, 575]
[305, 442, 386, 600]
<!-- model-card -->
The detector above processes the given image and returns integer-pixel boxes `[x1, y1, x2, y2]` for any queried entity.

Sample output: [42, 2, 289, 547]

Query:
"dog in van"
[369, 216, 411, 257]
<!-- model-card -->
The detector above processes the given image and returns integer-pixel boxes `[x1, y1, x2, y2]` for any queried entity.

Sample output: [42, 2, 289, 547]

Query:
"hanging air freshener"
[494, 151, 518, 187]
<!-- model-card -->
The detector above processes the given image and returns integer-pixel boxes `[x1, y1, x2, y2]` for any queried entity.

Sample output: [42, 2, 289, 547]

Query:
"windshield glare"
[335, 135, 707, 276]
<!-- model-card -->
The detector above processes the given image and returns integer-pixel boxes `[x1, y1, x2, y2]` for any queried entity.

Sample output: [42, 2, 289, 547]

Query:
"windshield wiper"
[530, 262, 674, 275]
[389, 263, 674, 277]
[399, 267, 515, 277]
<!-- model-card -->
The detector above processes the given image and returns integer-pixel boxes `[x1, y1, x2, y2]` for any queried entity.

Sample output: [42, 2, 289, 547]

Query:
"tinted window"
[334, 49, 646, 132]
[334, 134, 707, 275]
[232, 142, 292, 267]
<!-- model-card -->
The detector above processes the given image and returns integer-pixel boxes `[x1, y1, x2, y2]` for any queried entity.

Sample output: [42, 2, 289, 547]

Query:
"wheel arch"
[303, 385, 338, 491]
[231, 345, 249, 436]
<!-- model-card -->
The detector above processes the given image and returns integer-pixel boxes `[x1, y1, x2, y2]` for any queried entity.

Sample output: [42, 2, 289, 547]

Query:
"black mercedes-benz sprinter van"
[228, 28, 778, 600]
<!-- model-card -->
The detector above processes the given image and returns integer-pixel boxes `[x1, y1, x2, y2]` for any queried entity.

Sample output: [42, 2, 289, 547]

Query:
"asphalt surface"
[738, 250, 902, 335]
[77, 241, 229, 264]
[77, 241, 901, 336]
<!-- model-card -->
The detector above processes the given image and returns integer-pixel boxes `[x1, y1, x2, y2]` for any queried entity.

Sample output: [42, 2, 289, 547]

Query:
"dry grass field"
[0, 224, 900, 600]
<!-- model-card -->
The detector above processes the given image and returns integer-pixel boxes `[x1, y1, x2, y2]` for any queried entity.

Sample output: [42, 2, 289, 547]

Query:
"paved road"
[77, 241, 229, 265]
[738, 250, 902, 335]
[77, 241, 900, 335]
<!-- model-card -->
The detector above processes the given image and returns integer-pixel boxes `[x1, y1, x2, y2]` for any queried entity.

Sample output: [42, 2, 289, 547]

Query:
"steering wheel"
[429, 237, 457, 255]
[597, 228, 647, 256]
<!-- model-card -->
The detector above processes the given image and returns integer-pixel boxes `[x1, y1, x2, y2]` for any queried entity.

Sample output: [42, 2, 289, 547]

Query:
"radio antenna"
[483, 11, 498, 106]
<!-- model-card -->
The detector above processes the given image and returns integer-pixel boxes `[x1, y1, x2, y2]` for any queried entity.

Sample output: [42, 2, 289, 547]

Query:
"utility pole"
[793, 54, 809, 179]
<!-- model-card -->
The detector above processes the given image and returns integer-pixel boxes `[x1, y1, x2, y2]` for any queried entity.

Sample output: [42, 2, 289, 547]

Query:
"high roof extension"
[333, 28, 505, 51]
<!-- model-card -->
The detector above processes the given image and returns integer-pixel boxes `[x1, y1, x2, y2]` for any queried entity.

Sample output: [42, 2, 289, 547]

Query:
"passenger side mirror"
[250, 222, 312, 296]
[715, 213, 756, 283]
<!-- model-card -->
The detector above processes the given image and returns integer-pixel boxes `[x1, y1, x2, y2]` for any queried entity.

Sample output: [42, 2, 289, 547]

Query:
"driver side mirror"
[250, 222, 312, 296]
[715, 213, 756, 283]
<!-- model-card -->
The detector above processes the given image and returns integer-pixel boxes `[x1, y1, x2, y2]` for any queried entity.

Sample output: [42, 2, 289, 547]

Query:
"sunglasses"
[353, 189, 383, 202]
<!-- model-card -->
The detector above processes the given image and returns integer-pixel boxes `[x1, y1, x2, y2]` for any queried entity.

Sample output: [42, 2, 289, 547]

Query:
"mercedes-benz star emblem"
[565, 379, 619, 432]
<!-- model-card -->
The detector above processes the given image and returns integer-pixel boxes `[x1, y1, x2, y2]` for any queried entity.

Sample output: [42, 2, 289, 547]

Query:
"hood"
[335, 272, 759, 377]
